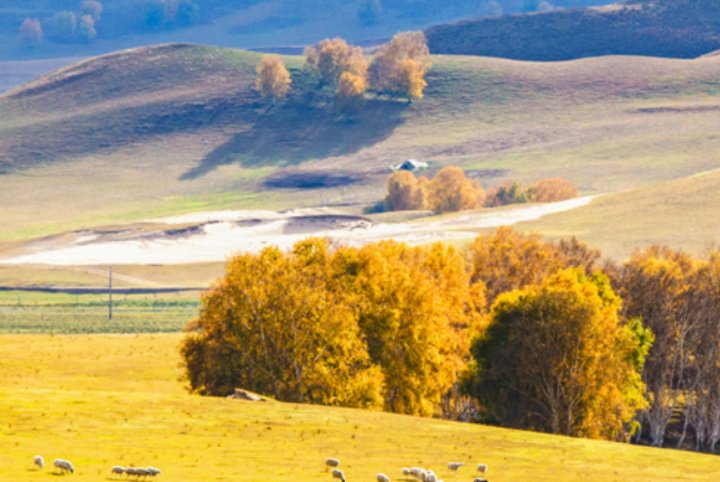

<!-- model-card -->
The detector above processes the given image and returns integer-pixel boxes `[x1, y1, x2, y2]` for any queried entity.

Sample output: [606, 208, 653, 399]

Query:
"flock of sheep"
[326, 458, 489, 482]
[32, 455, 161, 477]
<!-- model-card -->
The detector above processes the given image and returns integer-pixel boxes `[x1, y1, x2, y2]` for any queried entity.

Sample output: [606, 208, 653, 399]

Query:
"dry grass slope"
[1, 333, 720, 481]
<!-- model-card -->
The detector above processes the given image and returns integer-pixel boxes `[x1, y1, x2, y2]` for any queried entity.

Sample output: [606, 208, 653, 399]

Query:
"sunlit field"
[1, 334, 719, 482]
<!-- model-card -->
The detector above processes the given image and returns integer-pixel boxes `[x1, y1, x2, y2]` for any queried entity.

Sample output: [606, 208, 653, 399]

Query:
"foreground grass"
[1, 334, 719, 481]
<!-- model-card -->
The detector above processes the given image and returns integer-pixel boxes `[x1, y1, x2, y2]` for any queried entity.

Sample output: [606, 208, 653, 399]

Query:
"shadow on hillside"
[180, 98, 408, 180]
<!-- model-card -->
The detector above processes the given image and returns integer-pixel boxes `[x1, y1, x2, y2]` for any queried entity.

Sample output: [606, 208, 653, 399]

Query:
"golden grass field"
[1, 333, 720, 482]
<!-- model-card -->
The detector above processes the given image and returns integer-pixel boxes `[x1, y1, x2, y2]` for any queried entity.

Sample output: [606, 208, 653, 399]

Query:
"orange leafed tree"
[384, 170, 428, 211]
[529, 178, 578, 202]
[305, 38, 368, 88]
[255, 55, 292, 103]
[370, 31, 431, 100]
[428, 166, 485, 214]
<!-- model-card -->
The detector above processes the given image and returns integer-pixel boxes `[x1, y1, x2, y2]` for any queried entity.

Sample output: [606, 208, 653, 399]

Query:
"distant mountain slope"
[0, 0, 612, 62]
[0, 43, 719, 247]
[426, 0, 720, 60]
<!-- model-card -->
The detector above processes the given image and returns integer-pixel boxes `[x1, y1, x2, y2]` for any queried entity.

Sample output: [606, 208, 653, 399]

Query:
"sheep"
[447, 462, 464, 472]
[53, 458, 74, 475]
[33, 455, 44, 470]
[326, 458, 341, 470]
[473, 478, 488, 482]
[476, 464, 488, 475]
[409, 467, 425, 480]
[377, 473, 390, 482]
[110, 465, 125, 476]
[426, 471, 438, 482]
[332, 468, 346, 482]
[145, 466, 161, 477]
[402, 467, 412, 478]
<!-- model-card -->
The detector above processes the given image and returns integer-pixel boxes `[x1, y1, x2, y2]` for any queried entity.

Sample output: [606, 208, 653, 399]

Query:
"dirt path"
[0, 197, 594, 266]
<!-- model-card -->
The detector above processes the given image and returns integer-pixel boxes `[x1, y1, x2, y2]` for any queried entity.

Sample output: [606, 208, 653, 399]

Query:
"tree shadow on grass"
[180, 97, 409, 180]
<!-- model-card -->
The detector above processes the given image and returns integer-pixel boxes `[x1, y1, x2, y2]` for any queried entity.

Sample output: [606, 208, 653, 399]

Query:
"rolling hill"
[0, 0, 612, 62]
[1, 333, 720, 481]
[426, 0, 720, 60]
[0, 43, 719, 264]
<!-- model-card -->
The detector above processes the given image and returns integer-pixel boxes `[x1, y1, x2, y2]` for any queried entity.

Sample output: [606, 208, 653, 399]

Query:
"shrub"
[255, 55, 292, 103]
[528, 177, 578, 202]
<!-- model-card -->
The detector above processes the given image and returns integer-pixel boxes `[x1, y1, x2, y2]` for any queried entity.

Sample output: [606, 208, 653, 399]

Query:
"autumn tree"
[305, 38, 368, 89]
[181, 239, 384, 408]
[335, 241, 483, 416]
[466, 227, 601, 306]
[466, 268, 651, 440]
[335, 70, 368, 110]
[528, 178, 578, 202]
[255, 55, 292, 104]
[19, 18, 43, 46]
[617, 246, 698, 447]
[484, 181, 528, 207]
[370, 31, 431, 100]
[428, 166, 485, 214]
[384, 170, 428, 211]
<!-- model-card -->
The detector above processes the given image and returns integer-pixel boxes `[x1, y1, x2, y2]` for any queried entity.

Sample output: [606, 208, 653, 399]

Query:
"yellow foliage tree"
[255, 55, 292, 103]
[305, 38, 368, 88]
[528, 178, 578, 202]
[428, 166, 485, 214]
[335, 71, 368, 109]
[467, 227, 600, 305]
[466, 268, 651, 440]
[370, 31, 431, 100]
[335, 241, 483, 417]
[384, 170, 428, 211]
[181, 239, 384, 408]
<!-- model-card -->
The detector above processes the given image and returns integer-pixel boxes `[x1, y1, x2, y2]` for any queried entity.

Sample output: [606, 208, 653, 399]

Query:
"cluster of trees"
[384, 167, 577, 213]
[254, 32, 431, 108]
[485, 177, 578, 206]
[385, 166, 485, 214]
[19, 1, 102, 45]
[183, 228, 690, 447]
[182, 238, 484, 417]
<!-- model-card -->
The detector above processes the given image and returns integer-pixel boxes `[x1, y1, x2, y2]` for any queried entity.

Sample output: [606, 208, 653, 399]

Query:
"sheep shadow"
[180, 97, 408, 180]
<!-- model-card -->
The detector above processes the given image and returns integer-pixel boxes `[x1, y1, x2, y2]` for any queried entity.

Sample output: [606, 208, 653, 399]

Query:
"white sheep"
[447, 462, 464, 472]
[145, 466, 161, 477]
[426, 471, 438, 482]
[53, 458, 74, 475]
[33, 455, 44, 470]
[409, 467, 425, 481]
[377, 472, 390, 482]
[476, 463, 488, 474]
[402, 467, 411, 477]
[110, 465, 125, 476]
[473, 478, 487, 482]
[326, 458, 341, 469]
[332, 467, 346, 482]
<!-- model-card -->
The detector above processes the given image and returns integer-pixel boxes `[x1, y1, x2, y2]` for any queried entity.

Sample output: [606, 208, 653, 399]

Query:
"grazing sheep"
[426, 471, 438, 482]
[332, 468, 346, 482]
[53, 459, 74, 475]
[326, 458, 341, 470]
[402, 468, 411, 477]
[473, 478, 488, 482]
[447, 462, 464, 472]
[33, 455, 44, 470]
[377, 473, 390, 482]
[476, 464, 488, 474]
[145, 466, 161, 477]
[110, 465, 125, 476]
[409, 468, 425, 481]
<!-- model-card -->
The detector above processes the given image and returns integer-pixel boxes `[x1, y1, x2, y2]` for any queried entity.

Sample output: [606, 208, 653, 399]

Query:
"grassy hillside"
[1, 43, 719, 247]
[518, 168, 720, 259]
[426, 0, 720, 60]
[1, 333, 720, 481]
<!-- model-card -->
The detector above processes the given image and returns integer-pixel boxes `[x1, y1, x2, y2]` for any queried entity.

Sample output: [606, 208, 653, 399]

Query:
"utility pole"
[108, 266, 113, 320]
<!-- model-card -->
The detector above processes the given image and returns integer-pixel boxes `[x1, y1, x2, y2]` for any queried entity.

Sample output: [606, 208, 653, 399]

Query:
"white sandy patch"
[0, 197, 595, 266]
